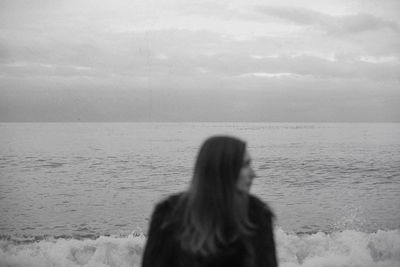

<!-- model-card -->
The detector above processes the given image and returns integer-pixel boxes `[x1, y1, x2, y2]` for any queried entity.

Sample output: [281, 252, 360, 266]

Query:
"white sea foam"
[0, 233, 146, 267]
[276, 228, 400, 267]
[1, 229, 399, 267]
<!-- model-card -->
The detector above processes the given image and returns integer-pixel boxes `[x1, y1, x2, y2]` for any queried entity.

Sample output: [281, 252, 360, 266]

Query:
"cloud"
[0, 62, 99, 78]
[239, 72, 302, 78]
[195, 53, 400, 82]
[256, 6, 399, 35]
[359, 56, 399, 64]
[0, 0, 399, 122]
[2, 73, 399, 122]
[257, 6, 325, 25]
[1, 27, 399, 83]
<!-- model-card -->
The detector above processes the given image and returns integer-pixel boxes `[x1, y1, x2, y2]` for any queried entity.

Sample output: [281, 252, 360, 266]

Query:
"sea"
[0, 122, 399, 267]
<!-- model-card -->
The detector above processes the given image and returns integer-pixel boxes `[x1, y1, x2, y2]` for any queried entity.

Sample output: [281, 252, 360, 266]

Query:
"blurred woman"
[142, 136, 277, 267]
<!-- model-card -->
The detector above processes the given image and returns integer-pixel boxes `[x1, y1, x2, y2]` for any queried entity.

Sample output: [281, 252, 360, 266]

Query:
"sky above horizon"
[0, 0, 399, 122]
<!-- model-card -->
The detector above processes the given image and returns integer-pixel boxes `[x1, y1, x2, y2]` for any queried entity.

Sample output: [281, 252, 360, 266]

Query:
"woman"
[142, 136, 277, 267]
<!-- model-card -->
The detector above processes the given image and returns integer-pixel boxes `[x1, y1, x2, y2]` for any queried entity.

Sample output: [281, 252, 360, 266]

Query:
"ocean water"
[0, 122, 399, 267]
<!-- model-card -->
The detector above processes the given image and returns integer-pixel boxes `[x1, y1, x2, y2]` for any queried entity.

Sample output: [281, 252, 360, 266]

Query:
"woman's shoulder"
[248, 194, 274, 218]
[153, 192, 185, 214]
[150, 192, 186, 231]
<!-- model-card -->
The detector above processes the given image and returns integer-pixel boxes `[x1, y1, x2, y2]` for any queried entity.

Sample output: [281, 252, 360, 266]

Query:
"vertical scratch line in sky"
[145, 30, 153, 122]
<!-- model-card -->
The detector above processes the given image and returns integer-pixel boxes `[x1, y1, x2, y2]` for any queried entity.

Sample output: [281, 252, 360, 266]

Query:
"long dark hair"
[174, 136, 255, 256]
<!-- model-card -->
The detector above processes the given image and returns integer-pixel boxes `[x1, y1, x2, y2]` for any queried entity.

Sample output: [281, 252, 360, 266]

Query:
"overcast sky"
[0, 0, 399, 122]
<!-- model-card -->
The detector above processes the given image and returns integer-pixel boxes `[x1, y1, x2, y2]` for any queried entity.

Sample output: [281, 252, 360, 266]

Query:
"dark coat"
[142, 193, 278, 267]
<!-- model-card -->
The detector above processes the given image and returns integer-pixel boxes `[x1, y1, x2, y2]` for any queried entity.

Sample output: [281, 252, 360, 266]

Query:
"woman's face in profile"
[237, 150, 256, 193]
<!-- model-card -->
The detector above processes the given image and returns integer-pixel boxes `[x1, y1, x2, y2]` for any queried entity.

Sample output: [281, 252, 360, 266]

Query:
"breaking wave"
[1, 228, 399, 267]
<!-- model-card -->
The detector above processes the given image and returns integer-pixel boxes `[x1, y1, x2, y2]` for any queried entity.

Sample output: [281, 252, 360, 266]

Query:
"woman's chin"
[237, 187, 250, 194]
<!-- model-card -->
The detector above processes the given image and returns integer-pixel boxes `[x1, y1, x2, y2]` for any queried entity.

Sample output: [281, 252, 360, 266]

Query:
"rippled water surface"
[0, 123, 399, 239]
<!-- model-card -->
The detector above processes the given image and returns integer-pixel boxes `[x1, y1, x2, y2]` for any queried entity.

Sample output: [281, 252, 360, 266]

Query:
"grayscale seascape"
[1, 0, 400, 266]
[1, 122, 399, 266]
